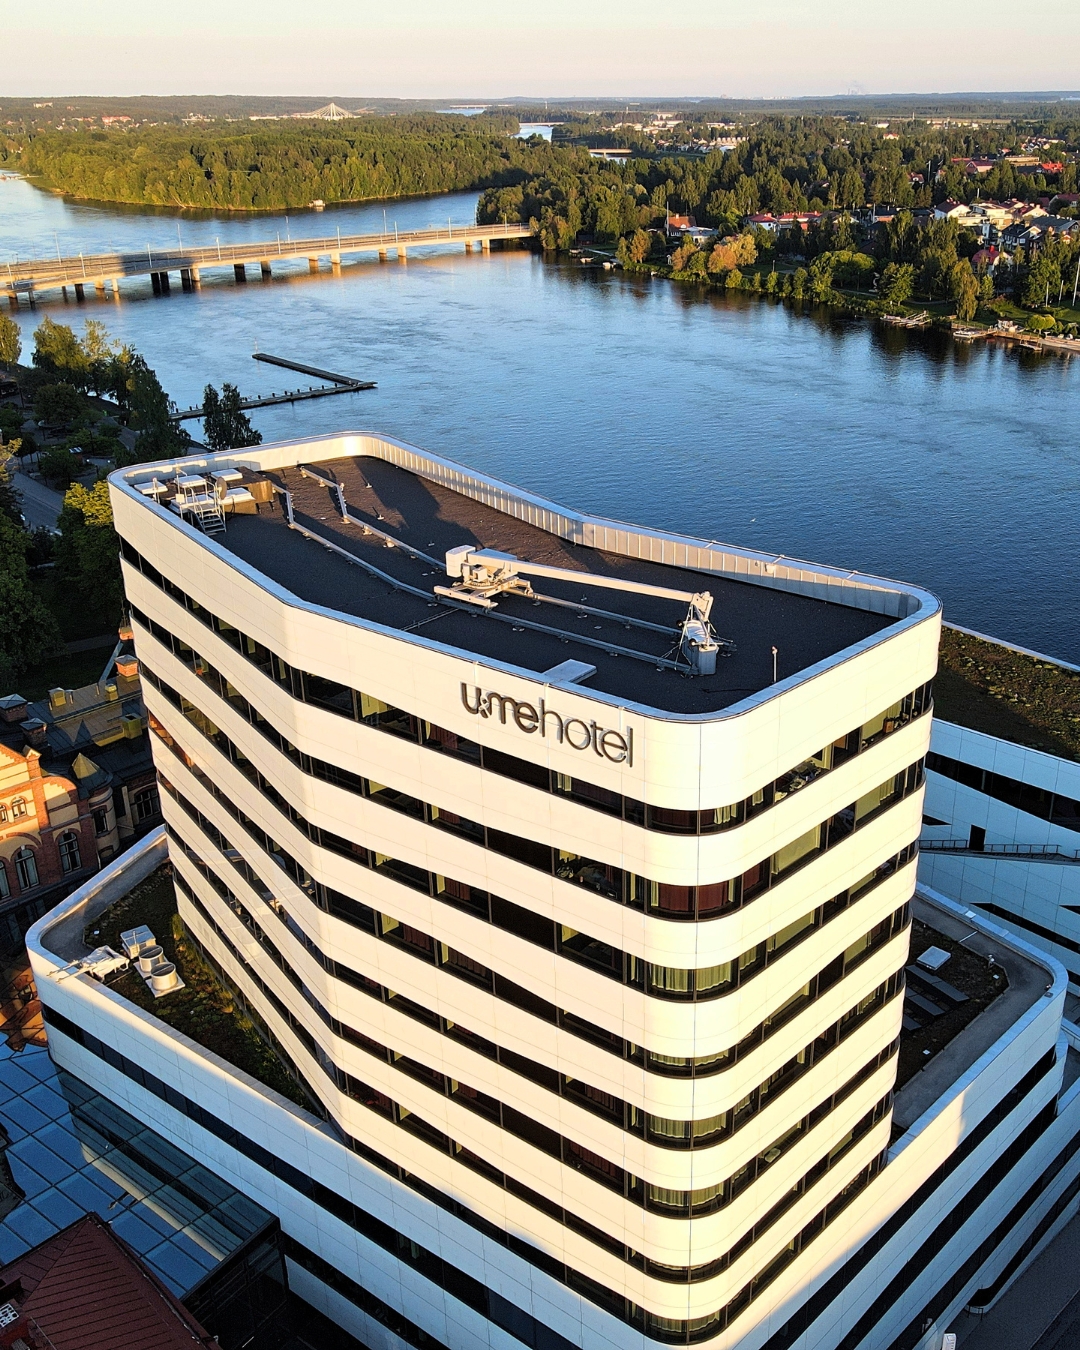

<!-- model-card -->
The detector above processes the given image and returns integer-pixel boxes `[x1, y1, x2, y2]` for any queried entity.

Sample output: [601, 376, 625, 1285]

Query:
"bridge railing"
[5, 221, 532, 287]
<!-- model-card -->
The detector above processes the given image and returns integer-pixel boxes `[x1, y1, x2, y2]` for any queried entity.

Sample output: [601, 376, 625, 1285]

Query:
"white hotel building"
[25, 433, 1080, 1350]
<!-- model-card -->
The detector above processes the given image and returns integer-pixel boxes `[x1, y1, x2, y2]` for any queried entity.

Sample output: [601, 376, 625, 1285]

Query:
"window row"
[0, 833, 85, 900]
[52, 919, 1060, 1350]
[174, 849, 894, 1268]
[123, 563, 931, 836]
[160, 762, 910, 1091]
[0, 796, 29, 823]
[45, 997, 887, 1342]
[140, 655, 923, 925]
[927, 751, 1080, 832]
[150, 707, 914, 1011]
[167, 811, 905, 1163]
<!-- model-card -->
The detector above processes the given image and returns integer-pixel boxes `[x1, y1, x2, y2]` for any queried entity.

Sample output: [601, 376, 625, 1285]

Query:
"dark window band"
[968, 903, 1080, 983]
[927, 751, 1080, 833]
[42, 973, 887, 1339]
[156, 751, 911, 1081]
[141, 655, 922, 957]
[755, 1047, 1059, 1350]
[122, 552, 931, 840]
[48, 989, 1057, 1348]
[168, 815, 901, 1207]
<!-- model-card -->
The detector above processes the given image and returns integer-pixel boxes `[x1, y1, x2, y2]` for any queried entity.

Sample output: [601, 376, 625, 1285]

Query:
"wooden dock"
[252, 352, 359, 386]
[170, 364, 375, 422]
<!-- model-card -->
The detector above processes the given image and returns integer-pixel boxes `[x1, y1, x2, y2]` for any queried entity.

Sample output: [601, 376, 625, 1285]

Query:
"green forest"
[9, 113, 562, 210]
[479, 115, 1079, 248]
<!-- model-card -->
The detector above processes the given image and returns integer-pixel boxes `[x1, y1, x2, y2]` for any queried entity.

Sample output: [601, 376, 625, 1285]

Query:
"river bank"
[2, 176, 1077, 662]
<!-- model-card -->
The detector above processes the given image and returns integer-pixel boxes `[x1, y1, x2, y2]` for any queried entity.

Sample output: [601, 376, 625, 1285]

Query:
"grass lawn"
[89, 864, 314, 1111]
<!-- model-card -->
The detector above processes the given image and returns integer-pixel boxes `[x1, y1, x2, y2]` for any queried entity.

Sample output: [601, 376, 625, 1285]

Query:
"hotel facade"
[26, 433, 1080, 1350]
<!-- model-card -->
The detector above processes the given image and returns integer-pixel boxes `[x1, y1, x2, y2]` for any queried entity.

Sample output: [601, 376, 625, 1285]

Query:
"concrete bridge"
[4, 220, 531, 305]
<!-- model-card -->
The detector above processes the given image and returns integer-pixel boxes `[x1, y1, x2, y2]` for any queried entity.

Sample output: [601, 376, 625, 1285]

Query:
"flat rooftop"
[935, 626, 1080, 763]
[184, 455, 896, 716]
[893, 889, 1051, 1132]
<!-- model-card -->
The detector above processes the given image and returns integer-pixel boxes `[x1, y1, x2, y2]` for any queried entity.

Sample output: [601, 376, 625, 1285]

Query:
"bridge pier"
[260, 260, 272, 279]
[95, 280, 106, 296]
[397, 245, 408, 261]
[378, 249, 388, 262]
[74, 283, 85, 301]
[6, 293, 17, 310]
[180, 269, 194, 292]
[464, 241, 473, 253]
[110, 278, 121, 299]
[190, 266, 200, 286]
[330, 252, 341, 273]
[150, 271, 171, 295]
[481, 238, 491, 253]
[233, 263, 247, 283]
[307, 257, 320, 274]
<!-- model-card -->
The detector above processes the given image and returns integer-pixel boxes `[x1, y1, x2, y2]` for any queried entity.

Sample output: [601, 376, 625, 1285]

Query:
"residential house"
[1001, 215, 1080, 253]
[744, 211, 822, 233]
[664, 213, 697, 238]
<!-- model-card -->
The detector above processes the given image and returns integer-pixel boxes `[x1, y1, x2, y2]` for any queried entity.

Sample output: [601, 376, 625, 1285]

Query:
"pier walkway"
[4, 221, 531, 304]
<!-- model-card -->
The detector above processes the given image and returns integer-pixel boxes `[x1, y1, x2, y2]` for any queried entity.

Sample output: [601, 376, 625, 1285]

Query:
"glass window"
[647, 964, 693, 998]
[358, 694, 418, 741]
[697, 879, 734, 917]
[302, 672, 355, 719]
[0, 863, 8, 898]
[0, 802, 7, 822]
[133, 787, 160, 823]
[11, 797, 27, 819]
[772, 824, 822, 877]
[766, 909, 816, 956]
[58, 831, 82, 874]
[14, 846, 38, 890]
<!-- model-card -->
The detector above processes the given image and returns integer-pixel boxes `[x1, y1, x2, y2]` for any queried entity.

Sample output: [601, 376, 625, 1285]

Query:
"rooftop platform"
[182, 453, 901, 716]
[935, 625, 1080, 763]
[893, 889, 1052, 1132]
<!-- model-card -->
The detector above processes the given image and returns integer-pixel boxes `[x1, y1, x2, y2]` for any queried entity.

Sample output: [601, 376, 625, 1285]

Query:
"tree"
[1021, 253, 1061, 310]
[669, 242, 699, 273]
[38, 446, 82, 488]
[707, 233, 757, 274]
[33, 382, 83, 427]
[0, 314, 21, 366]
[877, 262, 915, 307]
[0, 445, 21, 525]
[626, 228, 651, 263]
[203, 383, 262, 451]
[32, 317, 88, 388]
[948, 259, 980, 321]
[128, 355, 191, 461]
[0, 511, 62, 687]
[55, 480, 123, 625]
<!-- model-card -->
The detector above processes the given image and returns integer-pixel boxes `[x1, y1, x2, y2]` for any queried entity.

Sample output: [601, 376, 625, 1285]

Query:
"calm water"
[3, 177, 1078, 661]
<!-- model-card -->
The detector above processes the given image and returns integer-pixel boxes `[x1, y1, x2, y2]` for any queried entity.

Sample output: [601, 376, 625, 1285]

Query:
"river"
[2, 176, 1078, 661]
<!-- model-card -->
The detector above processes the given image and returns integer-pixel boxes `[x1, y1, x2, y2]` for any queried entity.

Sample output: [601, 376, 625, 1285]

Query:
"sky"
[4, 0, 1079, 99]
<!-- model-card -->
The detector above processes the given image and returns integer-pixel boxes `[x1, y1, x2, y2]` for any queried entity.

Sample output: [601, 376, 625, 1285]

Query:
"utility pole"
[1072, 255, 1079, 306]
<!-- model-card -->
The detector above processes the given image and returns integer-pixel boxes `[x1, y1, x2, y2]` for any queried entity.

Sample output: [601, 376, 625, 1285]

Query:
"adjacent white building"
[24, 433, 1080, 1350]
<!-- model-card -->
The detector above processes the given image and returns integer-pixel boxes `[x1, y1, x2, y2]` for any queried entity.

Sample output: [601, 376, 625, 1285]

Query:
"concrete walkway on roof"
[892, 892, 1052, 1132]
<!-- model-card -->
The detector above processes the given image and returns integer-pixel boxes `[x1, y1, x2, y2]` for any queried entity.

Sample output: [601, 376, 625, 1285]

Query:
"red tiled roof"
[0, 1215, 217, 1350]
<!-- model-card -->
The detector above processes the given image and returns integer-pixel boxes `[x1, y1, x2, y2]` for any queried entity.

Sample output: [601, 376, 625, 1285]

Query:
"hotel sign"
[460, 684, 634, 765]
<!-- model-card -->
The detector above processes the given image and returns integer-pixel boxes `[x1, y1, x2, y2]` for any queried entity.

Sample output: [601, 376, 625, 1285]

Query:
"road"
[14, 472, 64, 531]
